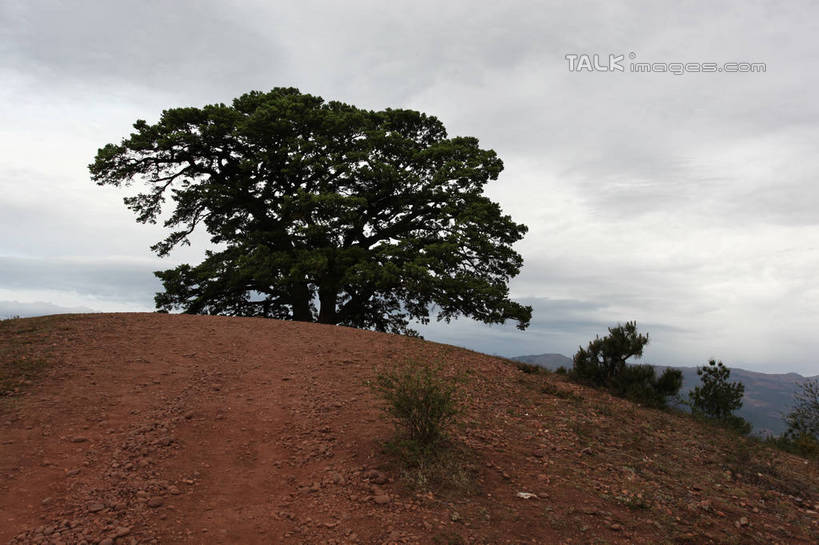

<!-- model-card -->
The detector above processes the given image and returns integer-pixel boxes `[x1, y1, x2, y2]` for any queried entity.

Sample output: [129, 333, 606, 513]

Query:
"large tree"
[90, 88, 531, 334]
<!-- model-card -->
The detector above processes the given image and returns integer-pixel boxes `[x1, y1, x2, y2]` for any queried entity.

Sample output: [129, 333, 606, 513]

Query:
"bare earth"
[1, 313, 817, 544]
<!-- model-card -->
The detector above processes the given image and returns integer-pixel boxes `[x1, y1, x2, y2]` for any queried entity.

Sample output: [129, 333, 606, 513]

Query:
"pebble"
[373, 495, 390, 505]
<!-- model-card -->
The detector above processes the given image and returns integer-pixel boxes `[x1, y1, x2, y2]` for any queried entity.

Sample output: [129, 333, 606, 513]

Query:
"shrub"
[767, 432, 819, 460]
[375, 360, 459, 448]
[515, 361, 546, 374]
[610, 364, 683, 409]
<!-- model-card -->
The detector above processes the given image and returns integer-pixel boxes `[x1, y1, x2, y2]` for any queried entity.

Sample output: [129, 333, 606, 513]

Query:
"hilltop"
[1, 314, 817, 544]
[512, 353, 817, 436]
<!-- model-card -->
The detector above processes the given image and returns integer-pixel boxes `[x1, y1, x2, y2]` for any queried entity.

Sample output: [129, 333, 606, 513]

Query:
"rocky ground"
[1, 313, 817, 544]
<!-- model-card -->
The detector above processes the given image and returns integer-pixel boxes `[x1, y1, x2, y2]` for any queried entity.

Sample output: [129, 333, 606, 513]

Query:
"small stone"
[70, 436, 88, 443]
[168, 485, 181, 495]
[148, 497, 164, 508]
[609, 523, 623, 531]
[373, 495, 390, 505]
[99, 539, 113, 545]
[114, 526, 131, 537]
[363, 470, 387, 485]
[87, 503, 105, 513]
[450, 512, 461, 522]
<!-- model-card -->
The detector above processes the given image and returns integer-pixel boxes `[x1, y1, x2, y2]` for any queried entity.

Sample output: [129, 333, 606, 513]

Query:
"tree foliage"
[689, 360, 745, 421]
[90, 88, 531, 334]
[785, 378, 819, 439]
[571, 321, 682, 408]
[572, 321, 649, 386]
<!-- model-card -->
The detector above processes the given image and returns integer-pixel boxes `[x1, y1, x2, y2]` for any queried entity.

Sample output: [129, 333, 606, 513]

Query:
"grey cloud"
[0, 256, 162, 303]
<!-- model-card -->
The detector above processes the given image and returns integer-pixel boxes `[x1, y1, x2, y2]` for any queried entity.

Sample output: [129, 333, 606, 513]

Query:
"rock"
[609, 523, 623, 531]
[99, 539, 113, 545]
[70, 436, 88, 443]
[373, 495, 390, 505]
[87, 503, 105, 513]
[168, 485, 181, 495]
[363, 470, 387, 485]
[148, 497, 164, 508]
[450, 512, 461, 522]
[114, 526, 131, 537]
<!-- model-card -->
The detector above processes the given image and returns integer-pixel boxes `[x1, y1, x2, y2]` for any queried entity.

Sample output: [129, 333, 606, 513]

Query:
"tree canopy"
[90, 88, 532, 334]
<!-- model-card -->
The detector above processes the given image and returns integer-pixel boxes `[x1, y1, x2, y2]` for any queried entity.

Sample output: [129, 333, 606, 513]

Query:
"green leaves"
[92, 88, 531, 332]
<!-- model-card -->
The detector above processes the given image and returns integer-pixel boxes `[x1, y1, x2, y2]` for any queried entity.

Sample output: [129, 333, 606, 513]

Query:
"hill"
[1, 314, 817, 544]
[511, 354, 816, 436]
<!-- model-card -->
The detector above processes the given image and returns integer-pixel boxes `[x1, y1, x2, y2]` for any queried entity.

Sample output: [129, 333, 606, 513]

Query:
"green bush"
[767, 432, 819, 460]
[375, 360, 459, 448]
[610, 364, 683, 409]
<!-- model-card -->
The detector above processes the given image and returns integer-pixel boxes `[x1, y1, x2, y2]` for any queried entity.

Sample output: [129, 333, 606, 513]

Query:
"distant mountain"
[509, 353, 817, 437]
[513, 353, 572, 369]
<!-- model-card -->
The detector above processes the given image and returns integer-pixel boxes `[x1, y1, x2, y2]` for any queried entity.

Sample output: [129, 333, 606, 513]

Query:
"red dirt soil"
[1, 313, 817, 544]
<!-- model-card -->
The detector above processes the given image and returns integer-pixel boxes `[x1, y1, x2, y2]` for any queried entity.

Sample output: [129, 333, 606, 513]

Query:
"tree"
[571, 321, 682, 407]
[785, 378, 819, 439]
[689, 360, 745, 421]
[572, 321, 649, 386]
[90, 88, 532, 334]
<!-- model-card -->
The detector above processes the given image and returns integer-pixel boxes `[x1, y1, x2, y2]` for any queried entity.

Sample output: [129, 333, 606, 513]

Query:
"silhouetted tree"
[572, 321, 682, 408]
[90, 88, 532, 334]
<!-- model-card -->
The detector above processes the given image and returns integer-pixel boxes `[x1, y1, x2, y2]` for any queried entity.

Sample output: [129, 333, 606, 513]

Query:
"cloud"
[0, 256, 162, 304]
[0, 300, 96, 319]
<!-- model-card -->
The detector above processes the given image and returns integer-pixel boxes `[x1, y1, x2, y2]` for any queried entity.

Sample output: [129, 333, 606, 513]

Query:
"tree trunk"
[318, 283, 338, 324]
[291, 282, 313, 322]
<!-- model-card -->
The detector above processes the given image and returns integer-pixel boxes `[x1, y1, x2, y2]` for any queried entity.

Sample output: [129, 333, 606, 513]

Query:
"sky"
[1, 0, 818, 374]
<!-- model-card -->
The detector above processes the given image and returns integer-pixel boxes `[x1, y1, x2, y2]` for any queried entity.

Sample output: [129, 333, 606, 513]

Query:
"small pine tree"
[571, 322, 681, 408]
[572, 321, 649, 387]
[689, 360, 745, 421]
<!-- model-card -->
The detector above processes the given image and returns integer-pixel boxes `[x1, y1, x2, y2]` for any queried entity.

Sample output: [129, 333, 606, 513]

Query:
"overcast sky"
[2, 1, 818, 374]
